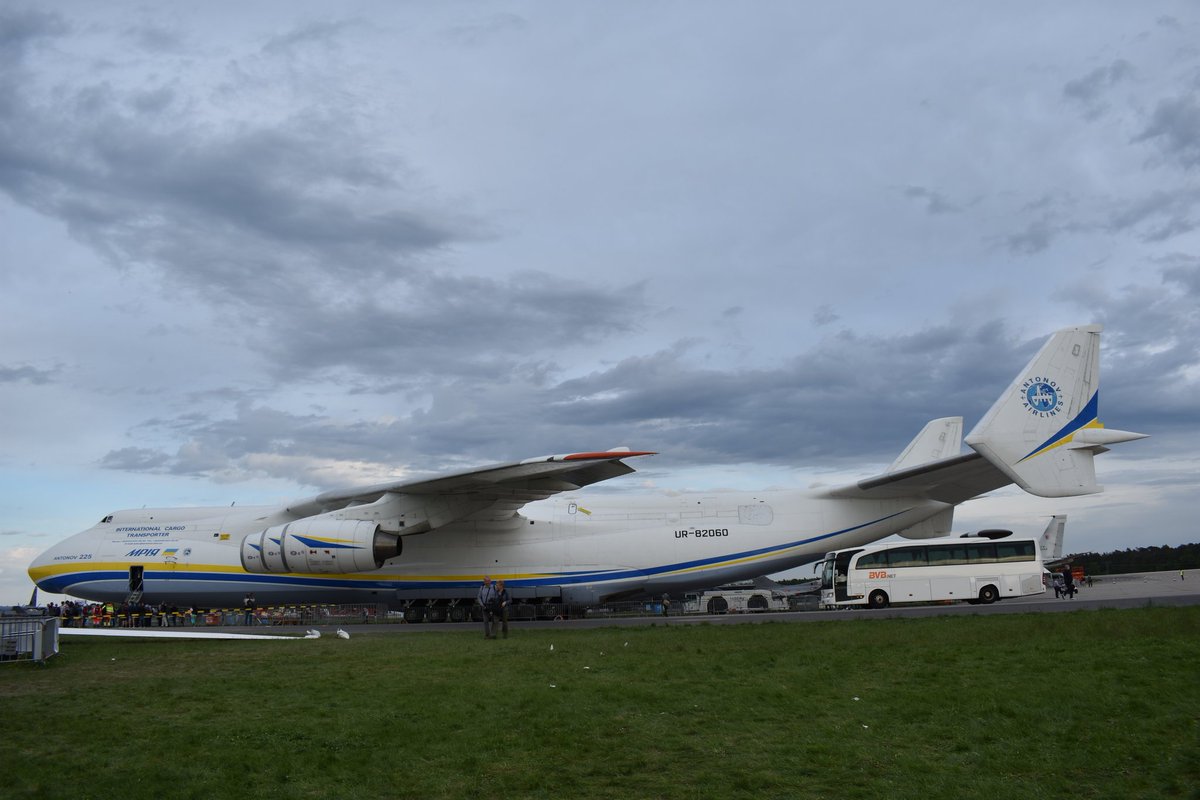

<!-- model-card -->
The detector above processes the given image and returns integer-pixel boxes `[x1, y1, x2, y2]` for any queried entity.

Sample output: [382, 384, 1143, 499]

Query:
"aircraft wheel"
[707, 597, 728, 614]
[978, 585, 999, 605]
[867, 590, 889, 609]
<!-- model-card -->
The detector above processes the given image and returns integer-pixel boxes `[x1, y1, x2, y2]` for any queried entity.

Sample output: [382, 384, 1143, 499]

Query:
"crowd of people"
[39, 599, 332, 627]
[43, 599, 201, 627]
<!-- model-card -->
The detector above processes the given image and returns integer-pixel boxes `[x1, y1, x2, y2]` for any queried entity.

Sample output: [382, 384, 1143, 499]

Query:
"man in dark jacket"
[495, 580, 511, 638]
[477, 578, 497, 639]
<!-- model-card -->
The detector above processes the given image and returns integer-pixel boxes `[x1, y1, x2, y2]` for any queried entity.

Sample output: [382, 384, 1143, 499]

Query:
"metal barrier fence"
[1, 613, 60, 664]
[51, 603, 389, 629]
[41, 593, 820, 632]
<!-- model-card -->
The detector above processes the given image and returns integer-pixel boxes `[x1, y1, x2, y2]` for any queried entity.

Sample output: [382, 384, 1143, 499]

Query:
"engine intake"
[240, 518, 401, 574]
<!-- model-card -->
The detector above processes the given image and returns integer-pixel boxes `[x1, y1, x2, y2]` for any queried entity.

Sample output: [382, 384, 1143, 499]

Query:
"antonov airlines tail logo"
[1021, 378, 1063, 417]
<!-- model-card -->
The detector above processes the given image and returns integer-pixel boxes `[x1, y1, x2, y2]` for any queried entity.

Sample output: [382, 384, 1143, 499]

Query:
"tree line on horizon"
[1069, 542, 1200, 575]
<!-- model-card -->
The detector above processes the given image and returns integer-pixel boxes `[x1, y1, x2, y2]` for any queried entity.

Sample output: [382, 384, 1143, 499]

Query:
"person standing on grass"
[477, 577, 497, 639]
[496, 579, 511, 638]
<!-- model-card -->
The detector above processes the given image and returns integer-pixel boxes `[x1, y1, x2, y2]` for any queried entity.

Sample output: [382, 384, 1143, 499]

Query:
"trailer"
[682, 588, 789, 614]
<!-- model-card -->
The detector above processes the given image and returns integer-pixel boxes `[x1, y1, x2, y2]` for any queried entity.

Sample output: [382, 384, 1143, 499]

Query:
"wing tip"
[558, 449, 657, 462]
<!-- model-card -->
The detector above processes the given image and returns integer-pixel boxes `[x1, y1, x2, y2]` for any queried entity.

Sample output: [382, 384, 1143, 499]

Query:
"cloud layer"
[2, 3, 1198, 600]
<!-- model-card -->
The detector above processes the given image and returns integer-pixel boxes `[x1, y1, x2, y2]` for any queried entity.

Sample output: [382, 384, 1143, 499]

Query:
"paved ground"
[320, 568, 1200, 636]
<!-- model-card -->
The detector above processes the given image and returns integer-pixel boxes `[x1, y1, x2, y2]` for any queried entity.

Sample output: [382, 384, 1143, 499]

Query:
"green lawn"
[3, 607, 1198, 799]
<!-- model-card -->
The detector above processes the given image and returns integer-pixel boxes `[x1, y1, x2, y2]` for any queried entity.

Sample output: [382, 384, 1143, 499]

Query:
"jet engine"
[240, 518, 401, 574]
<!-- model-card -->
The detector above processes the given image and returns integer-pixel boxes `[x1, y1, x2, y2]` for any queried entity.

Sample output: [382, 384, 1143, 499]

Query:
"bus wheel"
[978, 585, 999, 604]
[867, 590, 889, 609]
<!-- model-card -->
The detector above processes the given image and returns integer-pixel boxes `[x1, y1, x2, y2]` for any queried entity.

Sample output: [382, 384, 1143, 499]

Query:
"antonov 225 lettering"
[29, 325, 1145, 609]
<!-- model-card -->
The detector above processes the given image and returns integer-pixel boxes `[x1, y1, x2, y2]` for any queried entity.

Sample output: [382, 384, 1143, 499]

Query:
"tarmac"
[331, 568, 1200, 635]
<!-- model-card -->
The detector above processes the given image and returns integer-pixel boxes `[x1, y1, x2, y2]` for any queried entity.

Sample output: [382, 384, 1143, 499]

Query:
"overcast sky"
[3, 2, 1198, 603]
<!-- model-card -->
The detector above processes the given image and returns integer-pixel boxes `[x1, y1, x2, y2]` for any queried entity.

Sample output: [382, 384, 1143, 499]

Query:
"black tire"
[867, 590, 889, 609]
[707, 596, 729, 614]
[747, 594, 769, 612]
[978, 585, 999, 604]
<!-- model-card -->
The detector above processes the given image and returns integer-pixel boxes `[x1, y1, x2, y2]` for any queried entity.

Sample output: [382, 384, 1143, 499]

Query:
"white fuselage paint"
[29, 490, 949, 607]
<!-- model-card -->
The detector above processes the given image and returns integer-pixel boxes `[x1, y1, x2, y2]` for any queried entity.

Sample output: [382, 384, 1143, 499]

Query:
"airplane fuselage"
[29, 489, 950, 607]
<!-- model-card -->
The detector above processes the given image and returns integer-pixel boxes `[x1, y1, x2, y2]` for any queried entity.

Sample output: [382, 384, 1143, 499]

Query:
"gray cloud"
[902, 185, 963, 215]
[264, 271, 648, 381]
[1063, 59, 1134, 119]
[1135, 93, 1200, 169]
[100, 320, 1038, 487]
[99, 447, 173, 472]
[263, 20, 361, 54]
[812, 305, 838, 327]
[0, 8, 647, 390]
[1000, 218, 1078, 255]
[0, 8, 67, 65]
[0, 364, 59, 384]
[1052, 265, 1200, 448]
[1106, 188, 1200, 241]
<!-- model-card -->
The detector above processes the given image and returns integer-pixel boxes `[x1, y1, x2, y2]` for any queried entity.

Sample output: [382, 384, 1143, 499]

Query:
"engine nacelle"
[240, 518, 401, 574]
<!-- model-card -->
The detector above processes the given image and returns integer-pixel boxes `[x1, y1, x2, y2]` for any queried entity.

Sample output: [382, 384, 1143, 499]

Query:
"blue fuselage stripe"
[41, 509, 911, 594]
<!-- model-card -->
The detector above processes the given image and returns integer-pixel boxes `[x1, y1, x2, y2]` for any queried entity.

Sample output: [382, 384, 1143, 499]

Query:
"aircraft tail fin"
[888, 417, 963, 472]
[1039, 515, 1067, 561]
[964, 324, 1146, 498]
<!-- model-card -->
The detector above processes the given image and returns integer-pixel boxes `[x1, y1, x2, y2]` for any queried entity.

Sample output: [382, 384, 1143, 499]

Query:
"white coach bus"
[819, 538, 1045, 609]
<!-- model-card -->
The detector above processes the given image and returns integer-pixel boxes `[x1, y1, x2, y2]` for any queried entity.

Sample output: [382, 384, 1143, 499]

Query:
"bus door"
[833, 550, 861, 602]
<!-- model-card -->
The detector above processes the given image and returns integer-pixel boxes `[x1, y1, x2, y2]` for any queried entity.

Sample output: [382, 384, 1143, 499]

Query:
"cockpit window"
[100, 515, 114, 524]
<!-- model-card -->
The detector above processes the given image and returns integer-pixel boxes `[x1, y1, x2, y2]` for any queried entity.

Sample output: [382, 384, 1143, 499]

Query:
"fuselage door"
[129, 565, 145, 593]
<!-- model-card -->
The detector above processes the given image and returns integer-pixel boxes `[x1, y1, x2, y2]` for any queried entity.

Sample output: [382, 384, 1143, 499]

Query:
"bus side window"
[967, 542, 997, 563]
[857, 552, 885, 568]
[996, 541, 1035, 562]
[927, 545, 969, 566]
[887, 547, 928, 567]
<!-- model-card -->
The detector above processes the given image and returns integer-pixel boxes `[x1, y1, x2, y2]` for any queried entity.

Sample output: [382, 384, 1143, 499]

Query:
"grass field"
[2, 607, 1198, 800]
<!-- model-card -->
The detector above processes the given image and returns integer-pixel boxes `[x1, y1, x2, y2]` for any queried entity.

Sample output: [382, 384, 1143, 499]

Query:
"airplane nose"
[27, 544, 61, 592]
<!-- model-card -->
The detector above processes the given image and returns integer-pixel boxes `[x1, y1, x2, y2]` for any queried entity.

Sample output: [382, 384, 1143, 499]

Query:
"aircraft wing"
[824, 451, 1014, 504]
[282, 448, 655, 521]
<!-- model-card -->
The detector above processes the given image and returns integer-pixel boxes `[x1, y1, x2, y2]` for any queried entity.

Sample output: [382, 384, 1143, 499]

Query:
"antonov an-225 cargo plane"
[29, 324, 1145, 609]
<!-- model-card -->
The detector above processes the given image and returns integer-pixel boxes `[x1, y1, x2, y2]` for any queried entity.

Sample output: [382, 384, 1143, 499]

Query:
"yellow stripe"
[1022, 419, 1104, 462]
[29, 560, 590, 584]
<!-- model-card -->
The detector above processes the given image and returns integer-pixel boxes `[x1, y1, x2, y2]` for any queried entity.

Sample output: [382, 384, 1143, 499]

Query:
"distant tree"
[1070, 543, 1200, 575]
